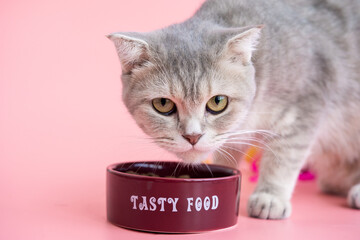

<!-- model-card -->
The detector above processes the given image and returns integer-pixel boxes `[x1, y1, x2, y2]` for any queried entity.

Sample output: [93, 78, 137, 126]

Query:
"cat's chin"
[174, 149, 211, 164]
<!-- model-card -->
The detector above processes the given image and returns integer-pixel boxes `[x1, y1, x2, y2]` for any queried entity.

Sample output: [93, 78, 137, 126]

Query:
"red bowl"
[106, 161, 241, 233]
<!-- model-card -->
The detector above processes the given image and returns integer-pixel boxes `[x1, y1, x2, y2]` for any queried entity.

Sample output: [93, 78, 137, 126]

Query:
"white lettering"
[195, 197, 202, 211]
[167, 198, 179, 212]
[212, 195, 219, 210]
[130, 195, 138, 210]
[149, 197, 157, 211]
[157, 197, 167, 212]
[187, 198, 193, 212]
[139, 196, 148, 211]
[130, 195, 219, 212]
[204, 196, 210, 210]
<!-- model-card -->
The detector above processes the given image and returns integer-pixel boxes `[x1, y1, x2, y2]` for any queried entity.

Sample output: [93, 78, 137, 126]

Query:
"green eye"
[206, 95, 228, 114]
[152, 98, 176, 115]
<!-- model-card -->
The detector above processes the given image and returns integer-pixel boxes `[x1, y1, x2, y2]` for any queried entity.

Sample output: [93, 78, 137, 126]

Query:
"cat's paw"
[247, 192, 291, 219]
[347, 184, 360, 209]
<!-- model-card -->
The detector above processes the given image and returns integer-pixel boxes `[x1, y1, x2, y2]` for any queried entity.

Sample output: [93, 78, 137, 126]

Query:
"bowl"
[106, 161, 241, 233]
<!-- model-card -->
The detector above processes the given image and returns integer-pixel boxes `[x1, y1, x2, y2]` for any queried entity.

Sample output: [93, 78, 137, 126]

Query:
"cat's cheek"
[208, 111, 244, 133]
[193, 135, 220, 152]
[131, 114, 153, 136]
[132, 108, 175, 136]
[170, 138, 193, 152]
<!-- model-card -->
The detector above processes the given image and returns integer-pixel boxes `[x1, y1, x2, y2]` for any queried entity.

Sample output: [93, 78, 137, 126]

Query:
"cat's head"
[108, 25, 262, 164]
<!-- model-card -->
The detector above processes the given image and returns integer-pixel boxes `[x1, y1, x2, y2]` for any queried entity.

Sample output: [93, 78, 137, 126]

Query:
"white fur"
[184, 117, 203, 136]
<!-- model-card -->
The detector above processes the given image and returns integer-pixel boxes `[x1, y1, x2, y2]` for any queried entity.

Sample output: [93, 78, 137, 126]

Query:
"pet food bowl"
[106, 161, 241, 233]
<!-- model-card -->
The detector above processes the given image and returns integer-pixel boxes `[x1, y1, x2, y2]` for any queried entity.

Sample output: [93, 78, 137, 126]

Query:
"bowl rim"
[107, 161, 241, 183]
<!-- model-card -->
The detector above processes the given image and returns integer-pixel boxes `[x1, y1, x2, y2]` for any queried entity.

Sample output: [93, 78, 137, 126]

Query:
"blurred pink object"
[247, 150, 316, 182]
[299, 170, 316, 181]
[248, 151, 261, 182]
[249, 175, 259, 182]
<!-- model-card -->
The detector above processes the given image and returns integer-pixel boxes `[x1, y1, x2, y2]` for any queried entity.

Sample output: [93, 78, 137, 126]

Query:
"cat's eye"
[152, 98, 176, 115]
[206, 95, 228, 114]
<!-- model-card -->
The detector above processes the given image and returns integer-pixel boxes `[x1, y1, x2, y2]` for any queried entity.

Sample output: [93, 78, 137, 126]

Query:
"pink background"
[1, 0, 359, 239]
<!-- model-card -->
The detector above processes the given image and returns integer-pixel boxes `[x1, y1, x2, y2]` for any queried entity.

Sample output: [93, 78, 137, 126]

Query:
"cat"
[107, 0, 360, 219]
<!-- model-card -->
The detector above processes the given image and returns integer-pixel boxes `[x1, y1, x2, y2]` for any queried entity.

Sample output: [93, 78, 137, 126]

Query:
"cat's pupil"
[215, 96, 223, 105]
[161, 98, 167, 106]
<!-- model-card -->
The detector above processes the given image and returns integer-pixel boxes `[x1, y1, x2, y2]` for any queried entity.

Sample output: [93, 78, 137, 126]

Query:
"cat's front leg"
[247, 129, 314, 219]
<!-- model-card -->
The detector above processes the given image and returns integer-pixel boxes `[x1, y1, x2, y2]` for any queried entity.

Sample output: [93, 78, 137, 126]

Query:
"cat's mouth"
[174, 148, 211, 164]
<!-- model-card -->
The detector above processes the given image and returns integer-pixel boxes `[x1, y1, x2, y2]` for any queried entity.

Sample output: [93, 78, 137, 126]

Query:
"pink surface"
[1, 0, 359, 239]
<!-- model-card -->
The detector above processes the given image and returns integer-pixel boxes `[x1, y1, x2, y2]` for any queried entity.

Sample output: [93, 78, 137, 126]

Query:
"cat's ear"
[224, 25, 263, 65]
[107, 33, 150, 74]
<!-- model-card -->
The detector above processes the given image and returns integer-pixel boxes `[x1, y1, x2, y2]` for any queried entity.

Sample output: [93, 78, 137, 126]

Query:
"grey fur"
[108, 0, 360, 219]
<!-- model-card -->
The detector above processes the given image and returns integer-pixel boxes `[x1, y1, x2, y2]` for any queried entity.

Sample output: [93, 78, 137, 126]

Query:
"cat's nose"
[182, 134, 203, 145]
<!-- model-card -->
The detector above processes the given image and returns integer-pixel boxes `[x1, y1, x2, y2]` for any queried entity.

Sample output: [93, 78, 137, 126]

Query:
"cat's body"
[108, 0, 360, 219]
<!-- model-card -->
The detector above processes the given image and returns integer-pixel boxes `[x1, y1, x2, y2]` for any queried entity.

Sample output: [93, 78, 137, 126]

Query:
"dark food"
[126, 170, 190, 178]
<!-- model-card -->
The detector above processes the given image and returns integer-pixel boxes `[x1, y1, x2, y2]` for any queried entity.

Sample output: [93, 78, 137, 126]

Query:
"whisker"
[203, 163, 214, 177]
[217, 147, 237, 166]
[225, 129, 278, 137]
[214, 149, 226, 164]
[224, 136, 268, 146]
[224, 136, 267, 144]
[219, 147, 237, 165]
[221, 145, 254, 160]
[171, 161, 182, 177]
[215, 149, 234, 166]
[225, 131, 289, 150]
[152, 140, 176, 146]
[225, 141, 280, 162]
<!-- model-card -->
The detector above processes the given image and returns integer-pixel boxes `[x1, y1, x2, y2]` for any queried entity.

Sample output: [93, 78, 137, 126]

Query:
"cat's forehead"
[139, 29, 244, 108]
[149, 45, 214, 104]
[170, 73, 212, 107]
[149, 63, 234, 112]
[145, 54, 236, 106]
[153, 41, 213, 76]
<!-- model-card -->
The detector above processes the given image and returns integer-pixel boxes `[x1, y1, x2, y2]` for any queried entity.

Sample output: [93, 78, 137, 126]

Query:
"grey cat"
[108, 0, 360, 219]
